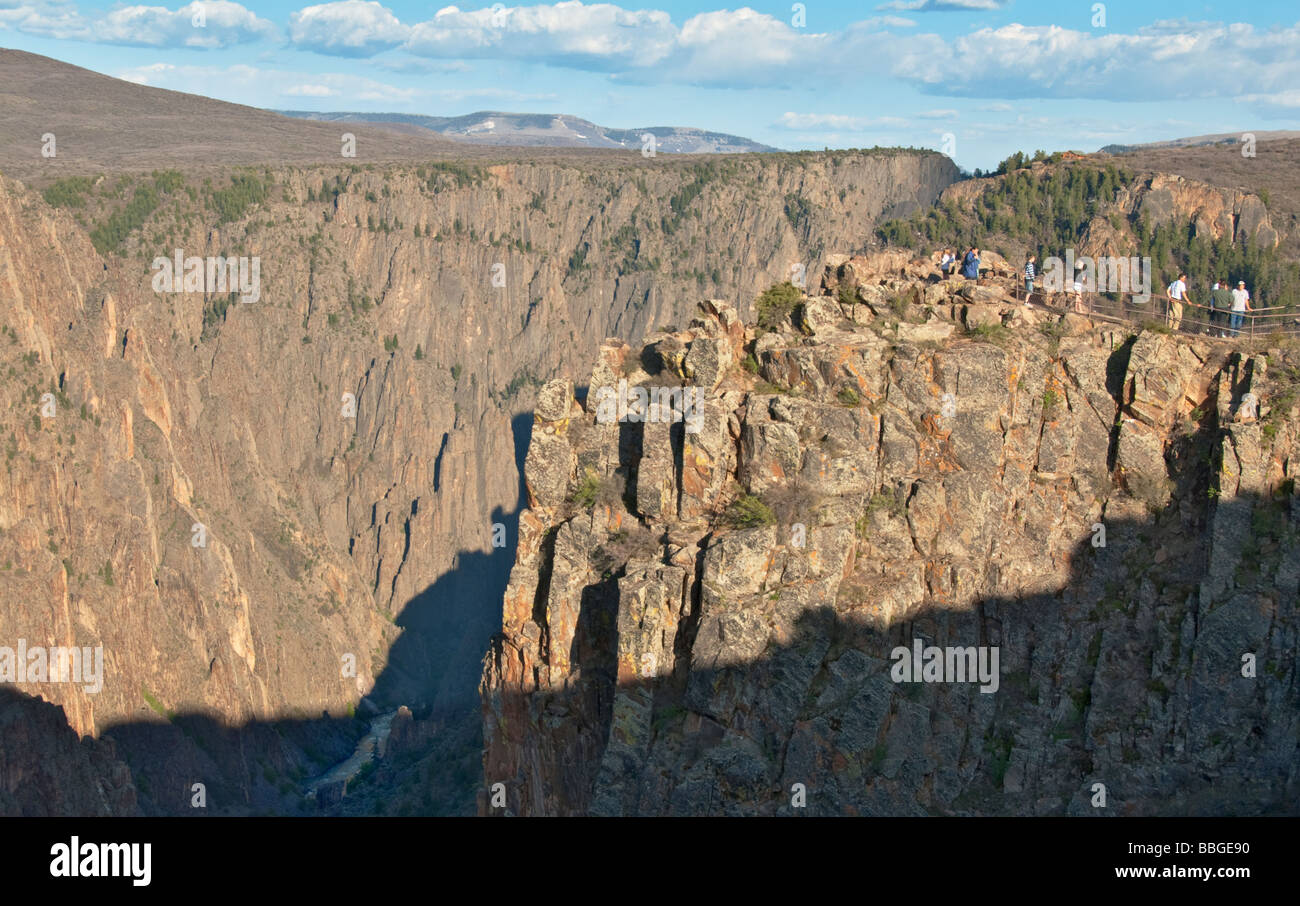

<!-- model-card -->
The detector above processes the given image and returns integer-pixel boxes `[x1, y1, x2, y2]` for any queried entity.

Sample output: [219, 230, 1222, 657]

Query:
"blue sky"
[2, 0, 1298, 169]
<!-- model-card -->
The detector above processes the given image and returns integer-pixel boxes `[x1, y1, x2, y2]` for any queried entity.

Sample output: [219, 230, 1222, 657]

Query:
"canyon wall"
[0, 149, 958, 813]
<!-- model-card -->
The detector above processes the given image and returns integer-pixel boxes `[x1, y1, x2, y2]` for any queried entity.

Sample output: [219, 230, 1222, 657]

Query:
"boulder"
[963, 304, 1004, 329]
[897, 318, 956, 344]
[795, 296, 843, 336]
[535, 379, 574, 422]
[958, 283, 1007, 305]
[683, 335, 732, 392]
[588, 340, 632, 394]
[523, 429, 574, 509]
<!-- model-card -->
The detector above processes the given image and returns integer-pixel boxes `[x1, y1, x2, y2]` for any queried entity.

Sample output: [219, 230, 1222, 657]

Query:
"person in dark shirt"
[1211, 279, 1234, 337]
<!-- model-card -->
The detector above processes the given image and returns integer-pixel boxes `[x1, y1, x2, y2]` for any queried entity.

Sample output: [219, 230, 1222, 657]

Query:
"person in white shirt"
[1229, 280, 1252, 336]
[1072, 259, 1087, 312]
[1166, 274, 1189, 331]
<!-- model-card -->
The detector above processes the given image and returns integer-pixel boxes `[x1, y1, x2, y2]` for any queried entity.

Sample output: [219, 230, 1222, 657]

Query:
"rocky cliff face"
[0, 148, 956, 814]
[481, 253, 1300, 815]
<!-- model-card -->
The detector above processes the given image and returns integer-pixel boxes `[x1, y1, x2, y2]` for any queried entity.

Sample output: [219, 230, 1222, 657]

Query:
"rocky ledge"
[481, 252, 1299, 816]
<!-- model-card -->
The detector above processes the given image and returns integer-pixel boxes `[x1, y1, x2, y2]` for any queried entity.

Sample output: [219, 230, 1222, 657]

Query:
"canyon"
[0, 51, 1295, 816]
[0, 136, 956, 814]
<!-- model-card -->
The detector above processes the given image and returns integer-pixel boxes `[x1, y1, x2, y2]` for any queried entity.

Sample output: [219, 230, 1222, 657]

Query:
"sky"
[2, 0, 1299, 170]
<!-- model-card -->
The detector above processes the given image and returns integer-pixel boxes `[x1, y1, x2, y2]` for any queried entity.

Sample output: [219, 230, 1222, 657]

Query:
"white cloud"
[289, 0, 407, 56]
[288, 3, 848, 88]
[111, 60, 554, 105]
[353, 82, 420, 101]
[402, 2, 678, 69]
[117, 61, 174, 83]
[0, 0, 276, 47]
[8, 1, 1300, 112]
[470, 12, 1300, 101]
[284, 83, 339, 96]
[889, 21, 1300, 101]
[877, 0, 1004, 10]
[862, 15, 916, 28]
[362, 9, 1300, 99]
[656, 8, 819, 87]
[114, 61, 412, 102]
[0, 0, 86, 37]
[776, 112, 909, 131]
[426, 86, 555, 102]
[372, 57, 471, 74]
[778, 113, 871, 131]
[1237, 89, 1300, 119]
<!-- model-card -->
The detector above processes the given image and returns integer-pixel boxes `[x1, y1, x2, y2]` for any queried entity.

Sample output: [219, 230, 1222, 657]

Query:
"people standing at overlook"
[1211, 279, 1234, 338]
[962, 247, 980, 281]
[1230, 280, 1252, 336]
[1165, 273, 1189, 332]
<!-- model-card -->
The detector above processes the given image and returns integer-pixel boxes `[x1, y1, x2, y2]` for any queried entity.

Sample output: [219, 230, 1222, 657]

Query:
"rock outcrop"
[481, 258, 1300, 816]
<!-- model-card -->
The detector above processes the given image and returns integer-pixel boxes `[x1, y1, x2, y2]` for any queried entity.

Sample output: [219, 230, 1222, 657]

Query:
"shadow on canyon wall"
[365, 409, 534, 715]
[0, 409, 535, 817]
[481, 488, 1298, 817]
[2, 473, 1296, 816]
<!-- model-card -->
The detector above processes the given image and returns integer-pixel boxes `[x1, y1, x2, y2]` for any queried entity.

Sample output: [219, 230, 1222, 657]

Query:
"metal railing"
[1009, 283, 1300, 339]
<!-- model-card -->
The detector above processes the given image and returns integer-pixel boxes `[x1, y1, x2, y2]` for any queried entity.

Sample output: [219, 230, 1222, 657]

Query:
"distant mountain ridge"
[1100, 130, 1300, 154]
[0, 48, 458, 181]
[276, 110, 779, 154]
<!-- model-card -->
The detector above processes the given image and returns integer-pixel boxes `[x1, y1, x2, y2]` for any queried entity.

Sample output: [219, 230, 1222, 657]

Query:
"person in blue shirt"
[962, 247, 980, 281]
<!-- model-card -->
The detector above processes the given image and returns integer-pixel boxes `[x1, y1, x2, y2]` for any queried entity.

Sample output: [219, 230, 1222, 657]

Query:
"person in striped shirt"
[1024, 255, 1036, 305]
